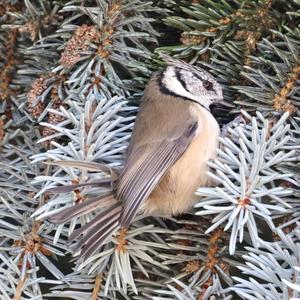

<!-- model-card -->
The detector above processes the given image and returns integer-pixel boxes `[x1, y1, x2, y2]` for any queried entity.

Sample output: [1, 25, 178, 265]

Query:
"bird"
[47, 55, 223, 259]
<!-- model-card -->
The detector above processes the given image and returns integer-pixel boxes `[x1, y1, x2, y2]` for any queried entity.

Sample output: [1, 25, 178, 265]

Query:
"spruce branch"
[282, 266, 300, 300]
[0, 126, 67, 299]
[31, 96, 134, 193]
[138, 216, 235, 299]
[234, 31, 300, 113]
[195, 111, 296, 254]
[73, 221, 171, 295]
[45, 271, 131, 299]
[159, 0, 281, 61]
[0, 0, 63, 119]
[151, 277, 232, 300]
[232, 226, 300, 300]
[40, 0, 159, 96]
[0, 78, 70, 297]
[1, 1, 300, 299]
[38, 220, 174, 298]
[157, 1, 300, 116]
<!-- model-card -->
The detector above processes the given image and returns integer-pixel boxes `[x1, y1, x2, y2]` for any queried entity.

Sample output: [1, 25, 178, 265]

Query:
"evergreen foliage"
[0, 0, 299, 299]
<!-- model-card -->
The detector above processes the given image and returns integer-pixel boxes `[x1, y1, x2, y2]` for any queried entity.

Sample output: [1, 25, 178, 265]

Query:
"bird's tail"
[49, 191, 121, 258]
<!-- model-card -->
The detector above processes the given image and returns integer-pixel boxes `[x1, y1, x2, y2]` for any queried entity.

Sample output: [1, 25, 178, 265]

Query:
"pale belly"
[141, 105, 220, 217]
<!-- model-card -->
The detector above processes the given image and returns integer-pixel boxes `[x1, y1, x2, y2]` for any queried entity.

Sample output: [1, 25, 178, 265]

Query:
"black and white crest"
[159, 55, 223, 110]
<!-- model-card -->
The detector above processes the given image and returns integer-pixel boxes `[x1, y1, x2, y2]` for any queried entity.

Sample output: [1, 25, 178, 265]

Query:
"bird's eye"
[203, 80, 213, 91]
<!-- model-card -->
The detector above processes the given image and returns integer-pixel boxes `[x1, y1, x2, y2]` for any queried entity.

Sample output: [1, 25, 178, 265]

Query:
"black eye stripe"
[175, 68, 192, 93]
[175, 69, 216, 94]
[193, 73, 205, 82]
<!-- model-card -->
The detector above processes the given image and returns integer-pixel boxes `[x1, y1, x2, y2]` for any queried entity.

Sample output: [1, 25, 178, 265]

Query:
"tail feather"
[47, 178, 112, 194]
[80, 222, 119, 259]
[49, 191, 114, 224]
[45, 160, 120, 180]
[70, 204, 122, 258]
[48, 188, 123, 258]
[68, 201, 119, 243]
[74, 213, 119, 250]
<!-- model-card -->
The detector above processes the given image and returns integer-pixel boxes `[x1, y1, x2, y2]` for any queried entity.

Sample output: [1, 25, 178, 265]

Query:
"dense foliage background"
[0, 0, 300, 299]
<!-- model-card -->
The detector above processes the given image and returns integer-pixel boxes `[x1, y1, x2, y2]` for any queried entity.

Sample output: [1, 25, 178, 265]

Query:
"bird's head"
[158, 55, 223, 110]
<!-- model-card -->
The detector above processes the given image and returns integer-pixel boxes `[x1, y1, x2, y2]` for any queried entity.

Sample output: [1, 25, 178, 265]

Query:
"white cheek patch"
[162, 67, 211, 110]
[162, 67, 197, 100]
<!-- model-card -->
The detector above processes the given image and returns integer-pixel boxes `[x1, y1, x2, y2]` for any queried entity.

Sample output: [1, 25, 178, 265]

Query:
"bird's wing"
[117, 120, 198, 227]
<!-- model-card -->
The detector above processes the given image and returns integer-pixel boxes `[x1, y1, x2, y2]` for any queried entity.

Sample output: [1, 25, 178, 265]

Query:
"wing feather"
[118, 121, 198, 227]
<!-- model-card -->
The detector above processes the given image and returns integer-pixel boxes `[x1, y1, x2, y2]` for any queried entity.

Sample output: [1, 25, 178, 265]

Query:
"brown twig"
[273, 64, 299, 114]
[205, 228, 224, 271]
[116, 228, 128, 253]
[0, 28, 19, 103]
[12, 275, 27, 300]
[0, 118, 4, 144]
[92, 274, 103, 300]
